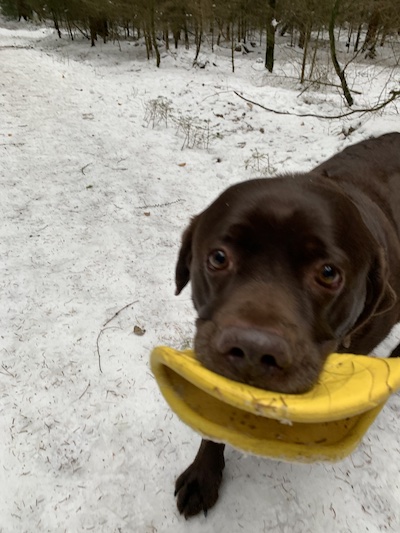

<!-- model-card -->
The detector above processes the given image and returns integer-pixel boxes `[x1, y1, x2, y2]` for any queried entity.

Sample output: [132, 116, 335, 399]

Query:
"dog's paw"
[174, 463, 223, 518]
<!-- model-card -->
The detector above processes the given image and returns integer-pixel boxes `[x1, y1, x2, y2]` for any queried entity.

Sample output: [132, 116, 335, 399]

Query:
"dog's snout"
[215, 327, 292, 370]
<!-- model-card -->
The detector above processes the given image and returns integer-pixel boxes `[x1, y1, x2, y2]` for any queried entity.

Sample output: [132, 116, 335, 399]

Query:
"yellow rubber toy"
[150, 346, 400, 462]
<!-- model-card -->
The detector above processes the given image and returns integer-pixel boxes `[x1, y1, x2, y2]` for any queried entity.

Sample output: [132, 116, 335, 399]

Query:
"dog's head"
[176, 178, 394, 393]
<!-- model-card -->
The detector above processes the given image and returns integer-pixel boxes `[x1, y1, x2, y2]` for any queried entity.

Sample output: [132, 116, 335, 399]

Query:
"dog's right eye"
[207, 249, 230, 271]
[315, 264, 343, 290]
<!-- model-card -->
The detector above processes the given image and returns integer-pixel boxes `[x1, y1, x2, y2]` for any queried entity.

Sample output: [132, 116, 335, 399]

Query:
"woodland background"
[1, 0, 400, 70]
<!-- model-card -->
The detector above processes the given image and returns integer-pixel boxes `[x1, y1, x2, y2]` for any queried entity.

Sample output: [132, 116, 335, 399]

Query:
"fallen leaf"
[134, 325, 146, 336]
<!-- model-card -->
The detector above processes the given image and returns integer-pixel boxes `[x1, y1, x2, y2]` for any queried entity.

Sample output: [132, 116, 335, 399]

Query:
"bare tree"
[265, 0, 276, 72]
[329, 0, 354, 105]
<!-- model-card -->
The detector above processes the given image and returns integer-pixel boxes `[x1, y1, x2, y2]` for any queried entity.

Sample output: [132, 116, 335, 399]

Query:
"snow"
[1, 18, 400, 533]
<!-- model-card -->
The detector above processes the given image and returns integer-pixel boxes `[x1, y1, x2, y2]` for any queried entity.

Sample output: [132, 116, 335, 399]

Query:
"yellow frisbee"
[150, 346, 400, 462]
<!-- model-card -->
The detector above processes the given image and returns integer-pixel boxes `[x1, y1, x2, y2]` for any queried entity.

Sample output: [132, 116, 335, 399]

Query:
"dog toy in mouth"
[150, 346, 400, 462]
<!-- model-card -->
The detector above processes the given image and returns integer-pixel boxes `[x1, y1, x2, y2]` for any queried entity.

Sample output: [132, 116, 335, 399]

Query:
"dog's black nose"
[215, 327, 292, 370]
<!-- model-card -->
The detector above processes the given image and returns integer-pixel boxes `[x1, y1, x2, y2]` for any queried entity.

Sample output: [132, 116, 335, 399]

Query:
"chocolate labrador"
[174, 132, 400, 517]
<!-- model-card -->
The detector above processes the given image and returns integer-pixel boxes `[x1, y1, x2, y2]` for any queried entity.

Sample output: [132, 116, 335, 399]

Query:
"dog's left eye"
[207, 249, 229, 271]
[316, 264, 342, 289]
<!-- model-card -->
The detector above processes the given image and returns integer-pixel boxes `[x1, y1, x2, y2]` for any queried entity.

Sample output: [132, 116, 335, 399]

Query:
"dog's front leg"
[175, 439, 226, 518]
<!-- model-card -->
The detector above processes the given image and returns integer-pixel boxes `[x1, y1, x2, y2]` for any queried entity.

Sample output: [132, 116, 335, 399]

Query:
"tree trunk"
[354, 22, 362, 52]
[328, 0, 354, 106]
[194, 16, 203, 61]
[298, 27, 305, 48]
[164, 26, 169, 50]
[66, 17, 74, 40]
[363, 9, 380, 53]
[51, 10, 62, 39]
[231, 23, 235, 73]
[300, 25, 311, 83]
[148, 1, 160, 67]
[184, 20, 189, 49]
[173, 30, 180, 49]
[265, 0, 276, 72]
[308, 29, 320, 79]
[144, 26, 152, 60]
[16, 0, 32, 21]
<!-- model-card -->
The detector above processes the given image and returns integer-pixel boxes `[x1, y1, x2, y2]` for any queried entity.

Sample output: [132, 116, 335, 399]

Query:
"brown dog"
[174, 132, 400, 517]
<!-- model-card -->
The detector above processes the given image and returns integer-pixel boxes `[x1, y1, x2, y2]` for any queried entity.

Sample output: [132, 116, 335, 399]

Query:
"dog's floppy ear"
[346, 248, 396, 342]
[175, 216, 198, 295]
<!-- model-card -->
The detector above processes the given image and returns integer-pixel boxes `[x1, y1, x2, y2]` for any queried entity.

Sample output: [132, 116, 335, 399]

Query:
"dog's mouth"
[193, 320, 332, 394]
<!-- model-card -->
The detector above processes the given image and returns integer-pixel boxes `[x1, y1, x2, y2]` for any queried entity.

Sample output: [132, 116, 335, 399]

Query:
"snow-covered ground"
[1, 18, 400, 533]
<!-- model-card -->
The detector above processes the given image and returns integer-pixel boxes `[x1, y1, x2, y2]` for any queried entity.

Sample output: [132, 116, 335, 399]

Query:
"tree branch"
[234, 90, 400, 120]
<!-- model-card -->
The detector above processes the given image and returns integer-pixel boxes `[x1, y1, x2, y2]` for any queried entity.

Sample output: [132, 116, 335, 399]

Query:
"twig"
[0, 45, 32, 50]
[96, 326, 120, 373]
[0, 142, 25, 147]
[96, 301, 138, 373]
[201, 89, 233, 102]
[37, 224, 49, 233]
[136, 199, 184, 209]
[96, 328, 105, 373]
[81, 163, 92, 175]
[297, 78, 362, 96]
[78, 382, 91, 400]
[103, 300, 138, 328]
[234, 89, 400, 120]
[0, 364, 15, 378]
